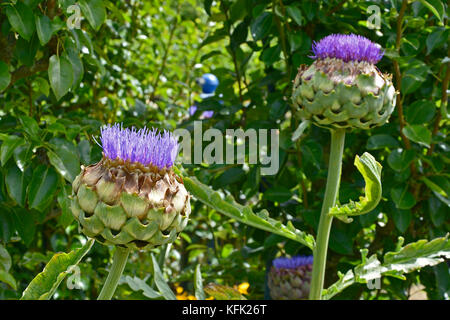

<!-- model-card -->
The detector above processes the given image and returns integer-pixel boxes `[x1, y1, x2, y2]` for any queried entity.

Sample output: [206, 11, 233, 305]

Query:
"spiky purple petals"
[100, 123, 178, 169]
[311, 34, 384, 64]
[273, 255, 313, 270]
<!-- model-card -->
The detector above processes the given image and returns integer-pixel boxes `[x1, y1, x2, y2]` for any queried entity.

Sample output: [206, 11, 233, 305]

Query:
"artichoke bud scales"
[292, 34, 396, 130]
[71, 124, 190, 250]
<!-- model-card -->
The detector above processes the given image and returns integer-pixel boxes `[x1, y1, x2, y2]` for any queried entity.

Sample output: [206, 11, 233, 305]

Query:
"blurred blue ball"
[200, 73, 219, 93]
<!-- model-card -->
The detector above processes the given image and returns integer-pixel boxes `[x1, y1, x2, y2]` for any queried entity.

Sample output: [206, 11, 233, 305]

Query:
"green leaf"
[263, 186, 292, 202]
[250, 12, 272, 41]
[79, 0, 107, 31]
[393, 209, 412, 233]
[48, 55, 74, 101]
[19, 115, 40, 138]
[286, 5, 304, 26]
[402, 125, 432, 148]
[12, 208, 36, 246]
[323, 235, 450, 299]
[21, 239, 94, 299]
[6, 2, 36, 41]
[367, 134, 399, 150]
[204, 283, 246, 300]
[329, 153, 382, 222]
[194, 264, 206, 300]
[0, 270, 17, 290]
[0, 244, 12, 272]
[1, 135, 26, 166]
[151, 254, 176, 300]
[387, 149, 415, 172]
[391, 186, 417, 210]
[5, 163, 30, 207]
[36, 15, 53, 45]
[426, 27, 448, 54]
[28, 165, 58, 212]
[64, 42, 84, 88]
[419, 0, 445, 24]
[428, 197, 447, 227]
[47, 141, 80, 183]
[404, 100, 436, 124]
[121, 275, 162, 299]
[0, 61, 11, 92]
[57, 185, 75, 228]
[183, 176, 315, 250]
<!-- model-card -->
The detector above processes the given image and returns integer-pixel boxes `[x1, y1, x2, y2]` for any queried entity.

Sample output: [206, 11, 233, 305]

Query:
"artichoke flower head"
[293, 34, 396, 129]
[71, 124, 190, 250]
[268, 255, 313, 300]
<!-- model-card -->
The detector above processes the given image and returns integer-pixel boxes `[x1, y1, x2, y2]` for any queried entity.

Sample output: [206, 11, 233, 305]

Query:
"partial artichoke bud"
[268, 255, 313, 300]
[71, 124, 190, 250]
[292, 34, 396, 130]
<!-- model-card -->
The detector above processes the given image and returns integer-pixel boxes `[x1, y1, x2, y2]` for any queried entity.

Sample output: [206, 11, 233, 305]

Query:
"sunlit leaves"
[21, 239, 94, 299]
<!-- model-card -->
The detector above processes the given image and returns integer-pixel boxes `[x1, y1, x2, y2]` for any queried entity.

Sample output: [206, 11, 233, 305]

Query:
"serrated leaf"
[151, 254, 176, 300]
[323, 235, 450, 299]
[329, 153, 382, 221]
[184, 176, 315, 250]
[21, 239, 94, 300]
[121, 275, 162, 299]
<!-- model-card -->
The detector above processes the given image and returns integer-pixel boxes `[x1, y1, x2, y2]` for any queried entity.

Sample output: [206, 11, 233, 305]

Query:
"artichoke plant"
[71, 124, 191, 250]
[268, 256, 313, 300]
[292, 34, 396, 130]
[291, 34, 396, 299]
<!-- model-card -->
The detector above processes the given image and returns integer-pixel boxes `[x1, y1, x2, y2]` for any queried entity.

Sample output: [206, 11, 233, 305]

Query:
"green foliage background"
[0, 0, 448, 299]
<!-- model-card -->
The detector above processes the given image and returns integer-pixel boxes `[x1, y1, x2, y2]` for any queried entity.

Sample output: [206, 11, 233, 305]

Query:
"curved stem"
[309, 128, 345, 300]
[97, 246, 130, 300]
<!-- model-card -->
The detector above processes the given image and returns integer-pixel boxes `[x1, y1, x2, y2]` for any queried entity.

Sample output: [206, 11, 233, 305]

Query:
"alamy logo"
[367, 5, 381, 30]
[67, 4, 82, 30]
[174, 121, 280, 175]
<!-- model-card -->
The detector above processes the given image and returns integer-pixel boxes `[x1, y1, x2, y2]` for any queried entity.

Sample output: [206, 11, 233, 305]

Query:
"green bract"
[292, 58, 396, 129]
[268, 263, 312, 300]
[70, 158, 191, 250]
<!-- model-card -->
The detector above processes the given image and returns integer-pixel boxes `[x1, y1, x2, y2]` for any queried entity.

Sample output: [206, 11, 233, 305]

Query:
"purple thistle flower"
[99, 123, 178, 169]
[273, 255, 313, 270]
[311, 34, 384, 64]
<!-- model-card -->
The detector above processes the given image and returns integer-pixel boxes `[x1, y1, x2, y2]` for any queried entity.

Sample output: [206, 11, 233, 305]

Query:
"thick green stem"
[309, 129, 346, 300]
[97, 246, 130, 300]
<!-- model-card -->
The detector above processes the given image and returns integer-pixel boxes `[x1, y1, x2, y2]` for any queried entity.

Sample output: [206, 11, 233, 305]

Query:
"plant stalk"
[309, 128, 346, 300]
[97, 246, 130, 300]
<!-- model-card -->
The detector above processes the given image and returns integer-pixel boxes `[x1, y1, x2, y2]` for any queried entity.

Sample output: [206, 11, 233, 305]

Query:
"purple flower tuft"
[99, 123, 178, 169]
[311, 34, 384, 64]
[273, 255, 313, 270]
